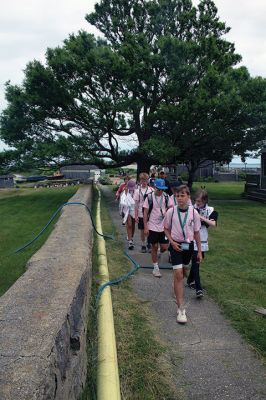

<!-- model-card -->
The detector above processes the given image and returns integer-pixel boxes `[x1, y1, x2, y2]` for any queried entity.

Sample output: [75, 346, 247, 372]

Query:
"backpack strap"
[143, 192, 153, 220]
[170, 206, 175, 231]
[163, 193, 169, 209]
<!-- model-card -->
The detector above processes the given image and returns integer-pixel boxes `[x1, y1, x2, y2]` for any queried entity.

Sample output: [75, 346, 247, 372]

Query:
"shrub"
[113, 184, 120, 192]
[99, 176, 112, 185]
[180, 172, 188, 181]
[238, 172, 247, 181]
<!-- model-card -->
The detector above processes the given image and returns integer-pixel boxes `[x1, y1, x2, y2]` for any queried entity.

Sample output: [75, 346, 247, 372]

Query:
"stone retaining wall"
[0, 186, 93, 400]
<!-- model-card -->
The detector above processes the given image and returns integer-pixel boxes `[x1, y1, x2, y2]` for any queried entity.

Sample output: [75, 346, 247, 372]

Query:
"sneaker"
[186, 282, 196, 290]
[128, 240, 134, 250]
[196, 290, 204, 298]
[152, 267, 162, 278]
[141, 245, 147, 253]
[176, 309, 187, 324]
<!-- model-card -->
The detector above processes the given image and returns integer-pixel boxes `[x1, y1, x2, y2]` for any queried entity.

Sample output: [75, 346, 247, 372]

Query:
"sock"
[153, 262, 159, 269]
[142, 241, 145, 246]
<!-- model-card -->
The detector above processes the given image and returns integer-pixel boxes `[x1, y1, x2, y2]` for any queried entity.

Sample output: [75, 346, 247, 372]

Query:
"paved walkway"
[101, 186, 266, 400]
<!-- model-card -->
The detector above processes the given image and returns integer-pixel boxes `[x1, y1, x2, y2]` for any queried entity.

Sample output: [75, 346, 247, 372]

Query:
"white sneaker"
[177, 308, 187, 324]
[152, 267, 162, 278]
[128, 240, 134, 250]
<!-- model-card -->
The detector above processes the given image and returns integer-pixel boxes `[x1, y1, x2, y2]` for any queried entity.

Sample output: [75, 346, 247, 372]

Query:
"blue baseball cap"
[154, 178, 167, 190]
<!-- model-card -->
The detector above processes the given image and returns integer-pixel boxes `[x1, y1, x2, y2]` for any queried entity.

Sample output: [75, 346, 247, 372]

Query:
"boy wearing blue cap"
[143, 178, 169, 277]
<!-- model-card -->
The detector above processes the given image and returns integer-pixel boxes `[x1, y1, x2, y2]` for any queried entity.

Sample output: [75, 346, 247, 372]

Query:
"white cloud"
[0, 0, 99, 150]
[0, 0, 97, 109]
[212, 0, 266, 77]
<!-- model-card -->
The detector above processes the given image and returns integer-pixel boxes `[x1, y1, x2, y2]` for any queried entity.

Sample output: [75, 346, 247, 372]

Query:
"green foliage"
[98, 176, 112, 185]
[180, 172, 188, 181]
[238, 171, 247, 181]
[1, 0, 266, 185]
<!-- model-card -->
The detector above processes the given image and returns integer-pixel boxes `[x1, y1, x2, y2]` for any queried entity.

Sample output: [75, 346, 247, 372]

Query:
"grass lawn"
[192, 181, 245, 200]
[191, 181, 266, 359]
[0, 187, 77, 296]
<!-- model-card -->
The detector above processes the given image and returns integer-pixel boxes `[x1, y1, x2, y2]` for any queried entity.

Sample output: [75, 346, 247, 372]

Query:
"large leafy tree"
[1, 0, 266, 183]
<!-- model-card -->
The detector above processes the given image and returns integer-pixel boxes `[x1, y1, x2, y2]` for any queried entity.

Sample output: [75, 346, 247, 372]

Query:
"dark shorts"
[169, 242, 194, 269]
[148, 230, 169, 245]
[138, 217, 144, 230]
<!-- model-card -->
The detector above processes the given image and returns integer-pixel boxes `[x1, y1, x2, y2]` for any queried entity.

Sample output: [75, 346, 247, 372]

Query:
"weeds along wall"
[0, 186, 93, 400]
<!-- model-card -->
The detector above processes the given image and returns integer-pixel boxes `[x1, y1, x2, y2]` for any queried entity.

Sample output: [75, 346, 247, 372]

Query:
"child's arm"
[133, 191, 139, 221]
[200, 210, 218, 228]
[194, 231, 203, 263]
[143, 207, 149, 236]
[164, 227, 182, 252]
[134, 206, 139, 221]
[199, 216, 216, 227]
[115, 185, 122, 200]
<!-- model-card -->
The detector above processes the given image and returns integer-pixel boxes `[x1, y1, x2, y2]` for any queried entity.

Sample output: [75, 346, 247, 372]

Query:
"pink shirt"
[143, 192, 168, 232]
[164, 205, 201, 242]
[168, 194, 177, 208]
[133, 186, 153, 217]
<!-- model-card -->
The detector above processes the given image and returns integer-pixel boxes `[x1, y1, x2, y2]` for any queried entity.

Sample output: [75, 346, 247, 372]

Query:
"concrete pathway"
[101, 186, 266, 400]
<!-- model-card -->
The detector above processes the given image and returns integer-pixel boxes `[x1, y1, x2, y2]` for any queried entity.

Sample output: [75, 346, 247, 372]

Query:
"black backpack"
[143, 192, 169, 220]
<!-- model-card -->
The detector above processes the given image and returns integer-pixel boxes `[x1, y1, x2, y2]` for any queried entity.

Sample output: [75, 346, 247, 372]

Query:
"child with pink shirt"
[164, 185, 202, 324]
[143, 178, 169, 277]
[168, 181, 192, 208]
[133, 172, 153, 252]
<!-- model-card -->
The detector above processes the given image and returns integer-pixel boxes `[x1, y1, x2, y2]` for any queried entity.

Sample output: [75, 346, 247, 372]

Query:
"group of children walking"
[116, 172, 218, 324]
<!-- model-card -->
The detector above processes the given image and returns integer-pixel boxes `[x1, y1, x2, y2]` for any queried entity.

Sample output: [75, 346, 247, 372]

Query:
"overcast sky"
[0, 0, 265, 161]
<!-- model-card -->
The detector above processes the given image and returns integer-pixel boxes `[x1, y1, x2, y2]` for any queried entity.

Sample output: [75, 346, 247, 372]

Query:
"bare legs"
[126, 215, 135, 241]
[151, 242, 168, 263]
[173, 268, 186, 308]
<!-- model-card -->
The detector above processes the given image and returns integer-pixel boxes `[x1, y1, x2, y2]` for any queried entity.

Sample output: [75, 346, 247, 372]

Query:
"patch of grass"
[82, 189, 179, 400]
[192, 181, 245, 200]
[0, 187, 77, 296]
[201, 199, 266, 359]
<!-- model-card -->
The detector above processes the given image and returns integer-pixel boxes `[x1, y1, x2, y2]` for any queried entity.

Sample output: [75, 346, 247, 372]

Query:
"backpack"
[143, 192, 169, 220]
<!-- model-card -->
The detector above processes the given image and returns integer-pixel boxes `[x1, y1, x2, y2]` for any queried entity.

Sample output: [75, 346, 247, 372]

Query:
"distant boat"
[46, 174, 64, 180]
[26, 176, 47, 182]
[14, 173, 64, 183]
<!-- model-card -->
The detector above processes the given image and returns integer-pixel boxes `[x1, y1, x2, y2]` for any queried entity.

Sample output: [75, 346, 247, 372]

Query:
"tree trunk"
[136, 157, 153, 179]
[187, 166, 197, 190]
[186, 159, 200, 190]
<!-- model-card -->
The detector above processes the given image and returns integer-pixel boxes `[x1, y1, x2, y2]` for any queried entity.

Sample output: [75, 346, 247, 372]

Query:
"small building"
[161, 161, 214, 181]
[0, 174, 15, 188]
[60, 165, 102, 182]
